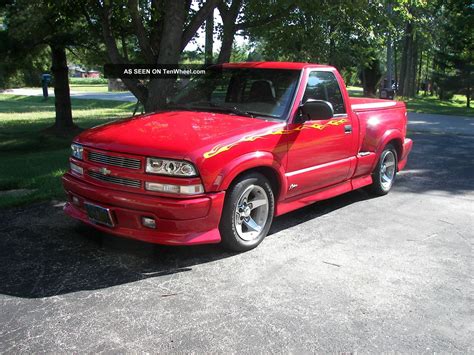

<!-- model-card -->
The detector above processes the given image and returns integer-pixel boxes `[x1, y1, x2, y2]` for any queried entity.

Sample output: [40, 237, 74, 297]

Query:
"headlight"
[146, 158, 198, 177]
[71, 143, 83, 160]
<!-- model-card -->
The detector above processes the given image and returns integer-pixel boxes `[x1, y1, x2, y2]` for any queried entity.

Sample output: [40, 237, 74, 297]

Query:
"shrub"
[69, 77, 107, 85]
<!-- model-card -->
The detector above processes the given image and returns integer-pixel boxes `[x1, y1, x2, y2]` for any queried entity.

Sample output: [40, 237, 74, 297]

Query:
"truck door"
[285, 70, 354, 198]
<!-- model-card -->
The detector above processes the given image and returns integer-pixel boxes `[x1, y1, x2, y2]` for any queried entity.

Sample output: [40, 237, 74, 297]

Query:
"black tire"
[368, 144, 398, 196]
[219, 172, 275, 252]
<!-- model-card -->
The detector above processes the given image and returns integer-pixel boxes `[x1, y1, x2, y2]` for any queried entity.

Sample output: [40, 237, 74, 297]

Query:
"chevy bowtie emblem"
[99, 167, 111, 175]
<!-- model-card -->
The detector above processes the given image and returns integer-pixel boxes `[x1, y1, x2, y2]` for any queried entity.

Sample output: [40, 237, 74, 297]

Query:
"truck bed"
[350, 97, 405, 112]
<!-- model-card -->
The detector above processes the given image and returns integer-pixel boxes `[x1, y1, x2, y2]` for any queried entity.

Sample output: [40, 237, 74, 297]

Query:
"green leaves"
[245, 0, 388, 70]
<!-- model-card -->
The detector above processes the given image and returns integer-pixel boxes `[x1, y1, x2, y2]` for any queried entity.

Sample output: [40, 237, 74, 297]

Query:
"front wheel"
[219, 173, 275, 252]
[368, 144, 398, 196]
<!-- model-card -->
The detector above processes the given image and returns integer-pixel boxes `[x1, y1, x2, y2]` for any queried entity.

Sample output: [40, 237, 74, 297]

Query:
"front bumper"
[62, 173, 225, 245]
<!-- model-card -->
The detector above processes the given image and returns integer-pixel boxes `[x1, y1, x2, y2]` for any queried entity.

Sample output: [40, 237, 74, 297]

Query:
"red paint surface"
[63, 62, 412, 245]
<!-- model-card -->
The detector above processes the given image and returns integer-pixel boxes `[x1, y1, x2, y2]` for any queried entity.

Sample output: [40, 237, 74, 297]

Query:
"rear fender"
[374, 129, 404, 167]
[212, 151, 287, 199]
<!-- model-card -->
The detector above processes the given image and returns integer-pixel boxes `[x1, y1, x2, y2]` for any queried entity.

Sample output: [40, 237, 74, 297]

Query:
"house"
[86, 70, 100, 78]
[69, 65, 87, 78]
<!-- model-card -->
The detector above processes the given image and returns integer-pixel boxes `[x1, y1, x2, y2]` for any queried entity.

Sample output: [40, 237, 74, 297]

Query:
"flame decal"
[203, 118, 348, 159]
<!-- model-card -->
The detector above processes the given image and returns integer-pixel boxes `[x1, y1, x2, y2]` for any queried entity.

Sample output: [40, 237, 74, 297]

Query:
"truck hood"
[75, 110, 281, 160]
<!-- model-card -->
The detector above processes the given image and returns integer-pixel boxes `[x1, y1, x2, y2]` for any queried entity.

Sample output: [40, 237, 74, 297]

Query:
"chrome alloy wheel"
[234, 185, 269, 241]
[380, 150, 396, 190]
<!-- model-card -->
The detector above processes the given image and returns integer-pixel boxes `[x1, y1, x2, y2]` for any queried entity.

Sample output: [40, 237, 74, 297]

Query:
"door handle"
[344, 125, 352, 134]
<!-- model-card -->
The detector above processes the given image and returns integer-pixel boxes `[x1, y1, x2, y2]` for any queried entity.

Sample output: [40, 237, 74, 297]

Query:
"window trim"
[222, 68, 303, 121]
[302, 69, 347, 116]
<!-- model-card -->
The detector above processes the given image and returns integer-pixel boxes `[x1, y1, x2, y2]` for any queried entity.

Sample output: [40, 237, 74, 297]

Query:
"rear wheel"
[369, 144, 398, 195]
[219, 173, 274, 252]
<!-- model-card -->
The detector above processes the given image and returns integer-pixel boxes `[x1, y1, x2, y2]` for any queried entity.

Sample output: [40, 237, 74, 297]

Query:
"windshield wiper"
[209, 103, 255, 118]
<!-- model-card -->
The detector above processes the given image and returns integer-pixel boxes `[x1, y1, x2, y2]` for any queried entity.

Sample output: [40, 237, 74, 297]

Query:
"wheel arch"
[376, 130, 404, 161]
[385, 138, 403, 161]
[215, 152, 286, 200]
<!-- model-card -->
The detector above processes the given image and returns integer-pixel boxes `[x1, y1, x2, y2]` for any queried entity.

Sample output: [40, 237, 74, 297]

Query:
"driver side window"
[303, 71, 346, 115]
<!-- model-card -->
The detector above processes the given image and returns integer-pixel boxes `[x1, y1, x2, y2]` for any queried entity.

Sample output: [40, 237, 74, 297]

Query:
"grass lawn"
[68, 77, 125, 92]
[348, 86, 472, 117]
[403, 95, 473, 117]
[347, 86, 364, 97]
[69, 83, 110, 92]
[22, 83, 114, 93]
[0, 95, 135, 208]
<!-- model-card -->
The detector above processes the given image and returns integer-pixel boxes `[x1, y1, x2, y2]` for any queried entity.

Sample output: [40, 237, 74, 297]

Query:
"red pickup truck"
[63, 62, 412, 251]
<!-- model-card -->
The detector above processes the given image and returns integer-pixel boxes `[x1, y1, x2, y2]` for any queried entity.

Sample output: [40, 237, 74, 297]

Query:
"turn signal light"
[70, 162, 83, 175]
[145, 182, 204, 195]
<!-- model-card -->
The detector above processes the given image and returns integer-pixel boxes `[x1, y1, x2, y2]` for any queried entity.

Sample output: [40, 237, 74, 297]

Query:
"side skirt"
[275, 175, 373, 216]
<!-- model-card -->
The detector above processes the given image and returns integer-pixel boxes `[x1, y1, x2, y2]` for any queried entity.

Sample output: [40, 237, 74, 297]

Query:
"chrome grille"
[88, 170, 141, 188]
[88, 151, 141, 170]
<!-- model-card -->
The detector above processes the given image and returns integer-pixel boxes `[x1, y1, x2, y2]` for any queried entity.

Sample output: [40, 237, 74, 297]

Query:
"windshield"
[167, 68, 301, 120]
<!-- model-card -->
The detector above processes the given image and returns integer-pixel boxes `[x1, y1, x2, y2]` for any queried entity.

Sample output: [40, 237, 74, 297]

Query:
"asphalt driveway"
[0, 131, 473, 352]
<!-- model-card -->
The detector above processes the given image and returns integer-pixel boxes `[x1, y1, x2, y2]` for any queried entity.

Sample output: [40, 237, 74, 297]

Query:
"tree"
[4, 0, 92, 135]
[216, 0, 296, 64]
[360, 58, 383, 97]
[0, 26, 50, 89]
[433, 0, 473, 107]
[244, 0, 388, 95]
[84, 0, 219, 112]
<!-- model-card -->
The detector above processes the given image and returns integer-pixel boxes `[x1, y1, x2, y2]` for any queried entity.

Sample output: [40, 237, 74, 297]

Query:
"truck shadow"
[0, 189, 371, 299]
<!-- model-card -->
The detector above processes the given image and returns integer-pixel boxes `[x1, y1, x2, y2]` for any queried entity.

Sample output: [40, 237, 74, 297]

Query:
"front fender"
[212, 151, 287, 198]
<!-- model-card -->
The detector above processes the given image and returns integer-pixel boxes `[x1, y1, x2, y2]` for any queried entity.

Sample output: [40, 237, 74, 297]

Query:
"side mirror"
[297, 99, 334, 122]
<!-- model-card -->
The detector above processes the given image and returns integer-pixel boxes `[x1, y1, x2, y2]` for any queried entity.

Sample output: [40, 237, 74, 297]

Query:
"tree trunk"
[205, 12, 214, 65]
[399, 22, 412, 97]
[361, 66, 367, 95]
[328, 23, 335, 66]
[410, 36, 418, 97]
[48, 45, 78, 135]
[216, 0, 242, 64]
[99, 0, 218, 112]
[361, 60, 381, 97]
[217, 23, 235, 63]
[467, 75, 471, 108]
[121, 32, 129, 61]
[399, 21, 419, 98]
[424, 54, 430, 95]
[145, 0, 187, 112]
[394, 41, 398, 89]
[417, 49, 423, 94]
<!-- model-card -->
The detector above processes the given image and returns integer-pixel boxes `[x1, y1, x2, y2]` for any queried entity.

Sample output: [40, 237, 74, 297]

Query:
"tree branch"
[217, 1, 229, 17]
[127, 0, 156, 62]
[98, 0, 147, 103]
[181, 0, 220, 51]
[235, 4, 296, 31]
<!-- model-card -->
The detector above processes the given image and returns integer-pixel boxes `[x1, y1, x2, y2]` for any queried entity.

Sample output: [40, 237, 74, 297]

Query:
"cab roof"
[219, 62, 334, 71]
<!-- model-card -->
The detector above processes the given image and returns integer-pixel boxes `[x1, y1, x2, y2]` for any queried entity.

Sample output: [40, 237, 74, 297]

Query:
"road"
[2, 88, 138, 102]
[3, 88, 473, 135]
[0, 128, 473, 351]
